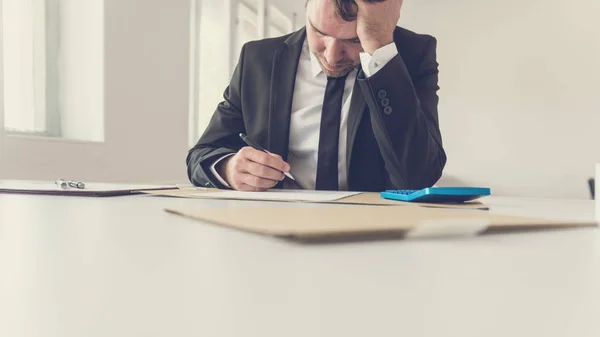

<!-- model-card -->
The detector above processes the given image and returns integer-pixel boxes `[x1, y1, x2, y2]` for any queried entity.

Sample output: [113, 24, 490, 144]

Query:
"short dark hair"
[306, 0, 387, 22]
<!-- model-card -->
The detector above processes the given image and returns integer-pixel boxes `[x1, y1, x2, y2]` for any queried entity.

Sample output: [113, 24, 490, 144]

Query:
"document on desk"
[191, 190, 361, 202]
[145, 189, 490, 210]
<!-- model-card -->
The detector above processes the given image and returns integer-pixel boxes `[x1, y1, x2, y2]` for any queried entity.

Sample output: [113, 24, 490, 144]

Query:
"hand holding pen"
[215, 133, 295, 192]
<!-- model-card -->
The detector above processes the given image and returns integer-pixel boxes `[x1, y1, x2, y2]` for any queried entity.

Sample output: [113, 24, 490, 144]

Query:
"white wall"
[401, 0, 600, 198]
[0, 0, 191, 184]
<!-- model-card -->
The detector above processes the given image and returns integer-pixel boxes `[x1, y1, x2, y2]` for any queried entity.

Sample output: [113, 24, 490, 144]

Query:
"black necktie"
[315, 75, 348, 191]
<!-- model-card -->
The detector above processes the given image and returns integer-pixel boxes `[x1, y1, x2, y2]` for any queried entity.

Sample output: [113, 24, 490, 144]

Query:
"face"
[306, 0, 363, 78]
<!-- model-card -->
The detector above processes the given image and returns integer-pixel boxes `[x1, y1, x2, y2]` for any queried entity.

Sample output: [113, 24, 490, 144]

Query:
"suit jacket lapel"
[346, 68, 367, 170]
[267, 28, 306, 161]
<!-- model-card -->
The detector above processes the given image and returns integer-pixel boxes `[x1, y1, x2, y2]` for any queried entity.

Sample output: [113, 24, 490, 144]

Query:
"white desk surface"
[1, 193, 599, 337]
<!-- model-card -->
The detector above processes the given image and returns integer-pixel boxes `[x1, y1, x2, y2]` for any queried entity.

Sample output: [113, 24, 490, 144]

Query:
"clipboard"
[165, 205, 597, 243]
[0, 180, 178, 197]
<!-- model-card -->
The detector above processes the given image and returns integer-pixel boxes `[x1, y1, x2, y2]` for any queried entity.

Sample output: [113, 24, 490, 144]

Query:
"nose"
[324, 38, 345, 66]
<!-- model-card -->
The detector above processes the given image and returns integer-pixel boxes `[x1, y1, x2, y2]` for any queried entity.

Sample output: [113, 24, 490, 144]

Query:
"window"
[2, 0, 50, 134]
[189, 0, 234, 145]
[189, 0, 297, 145]
[267, 4, 293, 39]
[234, 1, 259, 71]
[1, 0, 104, 141]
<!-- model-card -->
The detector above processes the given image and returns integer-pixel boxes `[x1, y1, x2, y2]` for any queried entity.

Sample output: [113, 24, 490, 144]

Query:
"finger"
[240, 172, 279, 189]
[245, 161, 286, 181]
[242, 148, 290, 173]
[265, 150, 281, 159]
[233, 152, 285, 179]
[266, 152, 291, 172]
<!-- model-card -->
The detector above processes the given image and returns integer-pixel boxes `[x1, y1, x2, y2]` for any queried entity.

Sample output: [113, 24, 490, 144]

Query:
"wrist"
[217, 157, 233, 186]
[361, 36, 394, 55]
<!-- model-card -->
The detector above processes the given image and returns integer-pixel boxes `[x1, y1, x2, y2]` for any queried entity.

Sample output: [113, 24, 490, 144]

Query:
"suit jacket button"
[378, 90, 387, 99]
[383, 106, 393, 115]
[381, 98, 390, 107]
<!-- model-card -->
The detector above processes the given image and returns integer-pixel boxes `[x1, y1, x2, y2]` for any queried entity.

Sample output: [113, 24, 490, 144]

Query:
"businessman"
[187, 0, 446, 192]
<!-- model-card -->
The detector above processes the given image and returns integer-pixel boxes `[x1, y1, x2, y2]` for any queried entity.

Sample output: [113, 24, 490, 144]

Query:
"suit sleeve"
[357, 37, 446, 189]
[186, 46, 248, 188]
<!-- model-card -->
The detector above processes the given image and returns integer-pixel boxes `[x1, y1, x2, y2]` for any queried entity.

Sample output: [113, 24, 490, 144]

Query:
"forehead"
[307, 0, 358, 40]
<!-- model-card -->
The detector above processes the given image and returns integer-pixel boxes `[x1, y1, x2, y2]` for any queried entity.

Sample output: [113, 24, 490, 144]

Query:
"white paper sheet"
[191, 190, 360, 202]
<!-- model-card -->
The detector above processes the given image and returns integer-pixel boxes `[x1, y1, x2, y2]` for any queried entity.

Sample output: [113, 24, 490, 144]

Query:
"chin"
[322, 67, 355, 78]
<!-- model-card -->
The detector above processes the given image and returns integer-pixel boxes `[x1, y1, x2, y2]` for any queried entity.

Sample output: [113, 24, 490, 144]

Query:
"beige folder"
[165, 205, 597, 243]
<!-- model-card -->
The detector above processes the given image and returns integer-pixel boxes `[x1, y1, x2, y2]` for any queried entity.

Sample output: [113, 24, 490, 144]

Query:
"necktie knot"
[327, 74, 349, 82]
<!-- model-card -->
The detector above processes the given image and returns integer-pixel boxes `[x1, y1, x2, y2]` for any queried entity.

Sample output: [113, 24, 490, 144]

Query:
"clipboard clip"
[55, 179, 86, 189]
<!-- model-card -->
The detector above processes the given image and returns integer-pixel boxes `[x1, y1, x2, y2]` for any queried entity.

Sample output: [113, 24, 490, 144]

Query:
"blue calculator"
[381, 187, 491, 203]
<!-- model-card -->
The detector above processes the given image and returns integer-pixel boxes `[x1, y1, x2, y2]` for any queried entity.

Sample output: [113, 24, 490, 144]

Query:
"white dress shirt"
[211, 38, 398, 190]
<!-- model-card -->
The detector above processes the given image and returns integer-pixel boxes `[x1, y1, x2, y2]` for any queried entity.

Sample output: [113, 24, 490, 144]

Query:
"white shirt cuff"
[209, 153, 235, 188]
[359, 43, 399, 78]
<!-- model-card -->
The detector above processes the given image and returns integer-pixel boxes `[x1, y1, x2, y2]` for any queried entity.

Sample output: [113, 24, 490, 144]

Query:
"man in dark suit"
[187, 0, 446, 192]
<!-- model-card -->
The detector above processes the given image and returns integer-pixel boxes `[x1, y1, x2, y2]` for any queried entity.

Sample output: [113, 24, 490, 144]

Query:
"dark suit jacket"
[187, 26, 446, 192]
